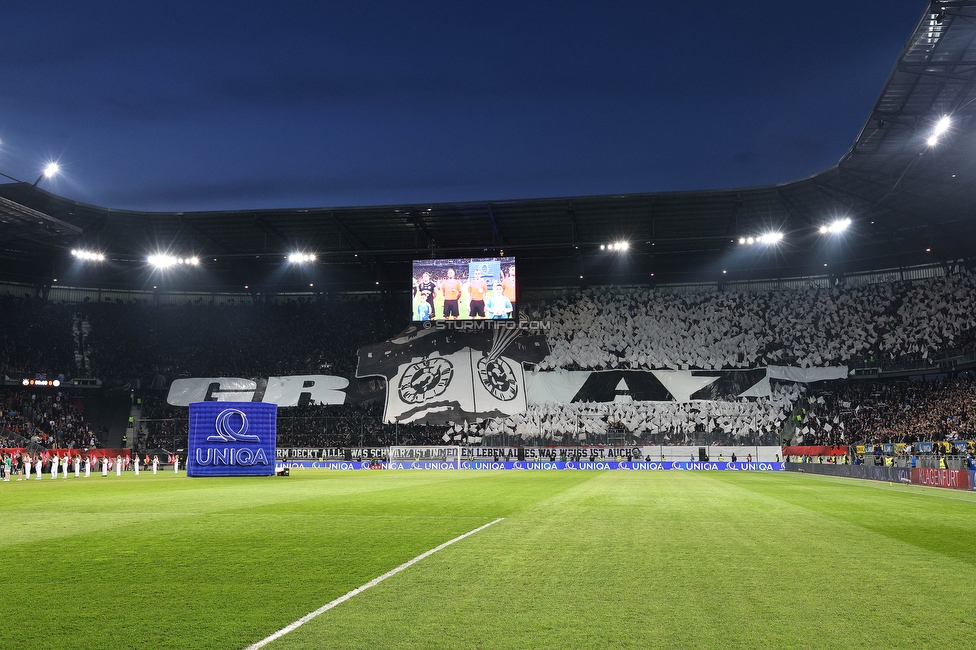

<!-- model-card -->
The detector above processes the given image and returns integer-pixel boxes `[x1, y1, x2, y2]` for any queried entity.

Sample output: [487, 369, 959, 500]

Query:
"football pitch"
[3, 470, 975, 649]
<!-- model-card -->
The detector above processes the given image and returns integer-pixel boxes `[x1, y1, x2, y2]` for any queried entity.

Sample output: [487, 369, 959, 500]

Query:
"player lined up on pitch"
[0, 451, 181, 481]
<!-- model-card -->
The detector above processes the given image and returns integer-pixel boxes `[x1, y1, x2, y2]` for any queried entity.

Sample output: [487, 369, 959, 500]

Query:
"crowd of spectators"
[4, 269, 976, 450]
[0, 295, 75, 377]
[1, 390, 98, 449]
[0, 294, 404, 382]
[136, 398, 448, 450]
[276, 403, 445, 448]
[458, 383, 800, 446]
[794, 374, 976, 446]
[533, 269, 976, 371]
[3, 270, 976, 381]
[80, 296, 403, 379]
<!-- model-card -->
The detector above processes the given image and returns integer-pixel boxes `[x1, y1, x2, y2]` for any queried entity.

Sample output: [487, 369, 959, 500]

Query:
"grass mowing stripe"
[245, 517, 505, 650]
[784, 470, 976, 503]
[269, 472, 976, 649]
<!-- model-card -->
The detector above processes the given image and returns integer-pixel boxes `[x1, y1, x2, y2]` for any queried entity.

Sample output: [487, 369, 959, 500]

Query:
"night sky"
[1, 1, 921, 212]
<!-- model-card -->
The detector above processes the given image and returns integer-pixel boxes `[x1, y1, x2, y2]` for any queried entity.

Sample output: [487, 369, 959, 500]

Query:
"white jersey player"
[152, 455, 159, 474]
[101, 457, 108, 477]
[74, 455, 81, 478]
[63, 456, 70, 479]
[133, 455, 140, 476]
[35, 456, 42, 479]
[25, 455, 32, 481]
[115, 455, 122, 476]
[84, 456, 91, 478]
[50, 455, 59, 479]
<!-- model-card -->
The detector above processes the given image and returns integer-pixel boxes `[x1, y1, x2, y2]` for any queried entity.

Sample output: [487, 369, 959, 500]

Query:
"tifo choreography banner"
[524, 366, 846, 405]
[276, 447, 389, 460]
[357, 324, 549, 424]
[167, 376, 348, 407]
[275, 461, 786, 471]
[274, 445, 783, 461]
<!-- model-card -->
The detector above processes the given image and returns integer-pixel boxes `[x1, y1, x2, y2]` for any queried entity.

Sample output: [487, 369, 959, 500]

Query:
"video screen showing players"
[412, 257, 516, 321]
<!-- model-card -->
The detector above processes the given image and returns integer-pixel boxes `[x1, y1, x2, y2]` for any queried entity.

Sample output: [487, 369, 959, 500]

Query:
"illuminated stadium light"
[288, 252, 316, 263]
[819, 218, 851, 235]
[738, 232, 783, 246]
[927, 116, 951, 147]
[604, 241, 629, 251]
[71, 249, 105, 262]
[33, 161, 62, 186]
[149, 254, 200, 268]
[148, 254, 177, 268]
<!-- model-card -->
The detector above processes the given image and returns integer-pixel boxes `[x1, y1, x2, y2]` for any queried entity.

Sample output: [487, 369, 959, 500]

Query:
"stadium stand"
[535, 268, 976, 371]
[0, 391, 97, 449]
[4, 268, 976, 452]
[792, 374, 976, 447]
[3, 269, 976, 382]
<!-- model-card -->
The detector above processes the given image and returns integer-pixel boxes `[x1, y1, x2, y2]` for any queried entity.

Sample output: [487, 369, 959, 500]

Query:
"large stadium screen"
[412, 257, 516, 321]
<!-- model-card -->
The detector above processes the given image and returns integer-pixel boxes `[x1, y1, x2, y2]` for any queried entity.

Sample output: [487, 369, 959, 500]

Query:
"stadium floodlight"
[33, 161, 61, 186]
[148, 254, 178, 268]
[288, 252, 316, 263]
[149, 254, 201, 268]
[71, 249, 106, 262]
[819, 218, 852, 235]
[605, 241, 629, 251]
[927, 116, 951, 147]
[739, 232, 783, 246]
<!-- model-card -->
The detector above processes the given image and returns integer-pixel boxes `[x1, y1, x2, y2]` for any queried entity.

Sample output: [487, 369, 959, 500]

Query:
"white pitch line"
[244, 517, 505, 650]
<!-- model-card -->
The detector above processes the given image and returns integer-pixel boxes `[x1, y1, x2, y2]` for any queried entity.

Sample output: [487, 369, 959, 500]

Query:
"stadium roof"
[2, 1, 976, 293]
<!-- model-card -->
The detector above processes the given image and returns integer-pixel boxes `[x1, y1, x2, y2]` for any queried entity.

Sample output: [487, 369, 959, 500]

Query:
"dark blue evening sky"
[0, 1, 921, 211]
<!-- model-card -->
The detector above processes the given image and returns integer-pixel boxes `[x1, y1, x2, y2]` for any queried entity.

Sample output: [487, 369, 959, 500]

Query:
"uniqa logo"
[195, 447, 270, 466]
[207, 409, 262, 443]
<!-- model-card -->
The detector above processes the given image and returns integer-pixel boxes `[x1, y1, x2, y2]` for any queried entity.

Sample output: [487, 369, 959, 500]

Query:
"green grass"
[2, 470, 975, 649]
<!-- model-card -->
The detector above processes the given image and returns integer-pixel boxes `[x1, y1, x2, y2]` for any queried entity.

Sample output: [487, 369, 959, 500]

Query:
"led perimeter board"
[412, 257, 516, 321]
[187, 401, 276, 477]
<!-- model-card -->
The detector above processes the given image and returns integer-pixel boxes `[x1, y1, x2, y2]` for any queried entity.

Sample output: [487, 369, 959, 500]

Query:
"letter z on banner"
[187, 402, 276, 477]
